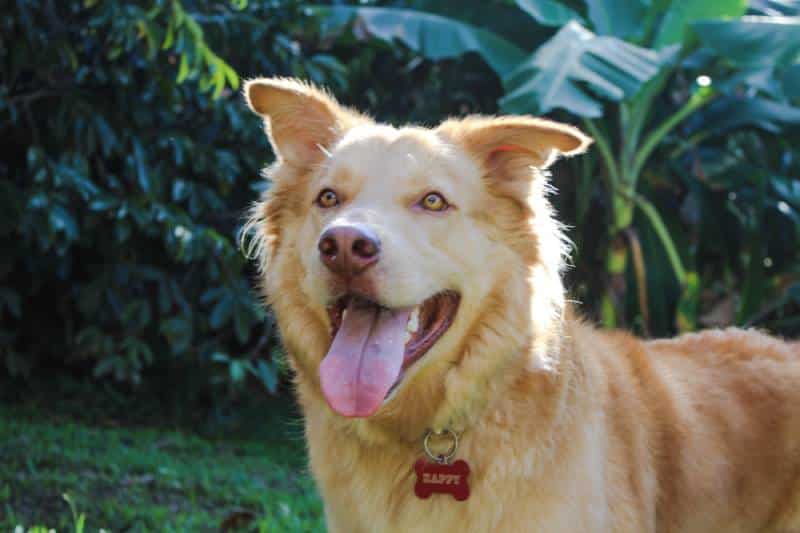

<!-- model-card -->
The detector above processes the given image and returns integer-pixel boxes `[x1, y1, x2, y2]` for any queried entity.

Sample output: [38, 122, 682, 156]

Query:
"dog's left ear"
[437, 116, 592, 178]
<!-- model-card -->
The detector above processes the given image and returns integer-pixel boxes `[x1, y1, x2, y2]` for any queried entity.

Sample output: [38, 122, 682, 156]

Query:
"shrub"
[1, 0, 295, 389]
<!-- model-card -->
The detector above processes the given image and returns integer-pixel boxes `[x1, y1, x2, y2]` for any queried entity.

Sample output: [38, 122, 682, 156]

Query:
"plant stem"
[624, 227, 650, 337]
[630, 87, 715, 183]
[667, 130, 713, 160]
[583, 119, 620, 187]
[630, 192, 687, 286]
[737, 174, 768, 324]
[624, 67, 674, 166]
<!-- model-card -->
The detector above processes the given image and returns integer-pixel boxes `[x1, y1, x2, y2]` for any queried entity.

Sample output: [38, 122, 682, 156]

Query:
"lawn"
[0, 381, 325, 532]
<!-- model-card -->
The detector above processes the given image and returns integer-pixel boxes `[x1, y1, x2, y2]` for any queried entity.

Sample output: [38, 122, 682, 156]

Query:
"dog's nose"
[318, 223, 381, 278]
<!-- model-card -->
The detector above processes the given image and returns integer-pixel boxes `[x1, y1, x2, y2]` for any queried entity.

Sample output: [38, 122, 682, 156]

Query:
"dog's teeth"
[403, 329, 412, 345]
[342, 308, 348, 321]
[407, 307, 420, 334]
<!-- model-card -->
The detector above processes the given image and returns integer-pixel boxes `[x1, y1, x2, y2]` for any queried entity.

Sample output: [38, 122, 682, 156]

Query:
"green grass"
[0, 385, 325, 532]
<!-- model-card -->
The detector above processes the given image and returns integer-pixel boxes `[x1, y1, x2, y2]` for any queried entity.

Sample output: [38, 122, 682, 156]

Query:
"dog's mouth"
[319, 291, 460, 418]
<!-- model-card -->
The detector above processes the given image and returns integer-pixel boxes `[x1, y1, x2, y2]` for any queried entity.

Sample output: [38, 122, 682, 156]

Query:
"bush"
[0, 1, 312, 390]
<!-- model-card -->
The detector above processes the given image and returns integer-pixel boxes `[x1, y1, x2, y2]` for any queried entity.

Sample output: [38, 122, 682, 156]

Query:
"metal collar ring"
[423, 428, 459, 464]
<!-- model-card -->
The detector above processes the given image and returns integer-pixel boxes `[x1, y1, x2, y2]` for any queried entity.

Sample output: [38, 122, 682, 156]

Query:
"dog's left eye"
[316, 189, 339, 208]
[420, 192, 449, 212]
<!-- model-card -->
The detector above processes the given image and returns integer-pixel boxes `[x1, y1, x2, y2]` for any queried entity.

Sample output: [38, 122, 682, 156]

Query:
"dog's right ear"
[244, 77, 366, 168]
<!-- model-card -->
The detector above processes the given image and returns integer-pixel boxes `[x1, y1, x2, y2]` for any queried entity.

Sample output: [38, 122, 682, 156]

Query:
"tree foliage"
[2, 0, 285, 389]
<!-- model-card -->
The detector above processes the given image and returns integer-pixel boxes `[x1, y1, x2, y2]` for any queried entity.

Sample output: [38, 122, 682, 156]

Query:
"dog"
[242, 77, 800, 532]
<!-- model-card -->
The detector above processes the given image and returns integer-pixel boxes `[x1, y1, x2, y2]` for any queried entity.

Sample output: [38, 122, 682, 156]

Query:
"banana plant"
[669, 13, 800, 329]
[308, 0, 800, 332]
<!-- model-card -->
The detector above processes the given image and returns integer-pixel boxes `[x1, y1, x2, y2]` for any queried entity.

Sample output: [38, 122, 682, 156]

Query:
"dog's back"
[590, 325, 800, 532]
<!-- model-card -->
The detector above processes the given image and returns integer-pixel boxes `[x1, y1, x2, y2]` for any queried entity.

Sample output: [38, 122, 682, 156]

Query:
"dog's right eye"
[316, 189, 339, 208]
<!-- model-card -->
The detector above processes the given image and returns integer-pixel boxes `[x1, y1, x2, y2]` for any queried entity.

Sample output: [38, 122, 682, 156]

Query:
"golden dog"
[242, 77, 800, 532]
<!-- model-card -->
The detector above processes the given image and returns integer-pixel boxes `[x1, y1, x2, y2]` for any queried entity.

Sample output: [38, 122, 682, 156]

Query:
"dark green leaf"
[132, 139, 150, 194]
[694, 95, 800, 134]
[255, 359, 278, 393]
[89, 195, 117, 211]
[209, 294, 234, 329]
[310, 6, 525, 76]
[693, 16, 800, 68]
[93, 355, 120, 378]
[49, 205, 79, 240]
[782, 63, 800, 99]
[122, 300, 152, 331]
[586, 0, 647, 39]
[211, 352, 230, 363]
[160, 316, 193, 354]
[233, 303, 251, 344]
[229, 360, 245, 382]
[653, 0, 746, 48]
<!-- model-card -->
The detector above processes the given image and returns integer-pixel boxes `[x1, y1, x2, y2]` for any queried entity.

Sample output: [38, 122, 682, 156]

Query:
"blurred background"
[2, 0, 799, 530]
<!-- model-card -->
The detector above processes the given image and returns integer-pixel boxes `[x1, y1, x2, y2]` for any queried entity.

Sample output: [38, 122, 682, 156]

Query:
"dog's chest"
[308, 434, 611, 533]
[318, 469, 608, 533]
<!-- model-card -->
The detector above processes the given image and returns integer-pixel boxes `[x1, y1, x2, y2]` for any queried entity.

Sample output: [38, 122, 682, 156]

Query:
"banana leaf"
[500, 21, 666, 117]
[652, 0, 746, 48]
[693, 16, 800, 68]
[514, 0, 584, 27]
[308, 6, 525, 77]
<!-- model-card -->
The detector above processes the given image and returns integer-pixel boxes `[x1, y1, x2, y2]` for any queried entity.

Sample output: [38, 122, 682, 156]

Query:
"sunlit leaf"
[585, 0, 647, 39]
[177, 53, 189, 83]
[514, 0, 583, 27]
[501, 21, 665, 117]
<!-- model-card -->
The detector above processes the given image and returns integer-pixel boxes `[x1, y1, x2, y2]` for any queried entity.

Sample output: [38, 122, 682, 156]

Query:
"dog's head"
[243, 78, 590, 435]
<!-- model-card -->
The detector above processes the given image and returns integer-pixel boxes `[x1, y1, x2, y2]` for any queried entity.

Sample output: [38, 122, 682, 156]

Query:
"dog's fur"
[243, 77, 800, 532]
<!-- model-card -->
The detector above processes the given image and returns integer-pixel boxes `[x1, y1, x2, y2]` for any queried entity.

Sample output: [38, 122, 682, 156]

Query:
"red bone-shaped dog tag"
[413, 458, 470, 501]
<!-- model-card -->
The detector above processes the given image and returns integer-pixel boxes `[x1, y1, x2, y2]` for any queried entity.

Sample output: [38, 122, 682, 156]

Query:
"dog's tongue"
[319, 300, 411, 418]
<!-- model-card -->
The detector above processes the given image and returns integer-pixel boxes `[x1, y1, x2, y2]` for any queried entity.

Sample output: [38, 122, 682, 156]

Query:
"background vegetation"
[2, 0, 799, 529]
